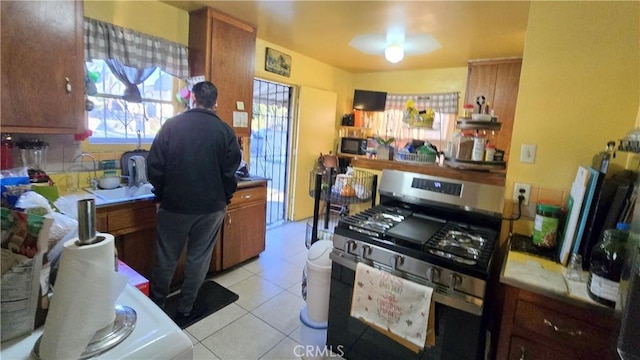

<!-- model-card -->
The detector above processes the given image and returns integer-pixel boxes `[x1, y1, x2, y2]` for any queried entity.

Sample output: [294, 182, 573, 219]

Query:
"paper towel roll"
[39, 233, 127, 360]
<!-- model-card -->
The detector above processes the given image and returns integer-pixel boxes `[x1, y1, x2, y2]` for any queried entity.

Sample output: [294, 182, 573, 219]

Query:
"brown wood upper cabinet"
[1, 0, 85, 134]
[188, 7, 257, 138]
[464, 58, 522, 161]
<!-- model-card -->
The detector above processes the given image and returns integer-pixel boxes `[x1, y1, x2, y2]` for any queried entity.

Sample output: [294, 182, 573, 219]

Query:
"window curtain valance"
[385, 92, 459, 114]
[84, 17, 189, 80]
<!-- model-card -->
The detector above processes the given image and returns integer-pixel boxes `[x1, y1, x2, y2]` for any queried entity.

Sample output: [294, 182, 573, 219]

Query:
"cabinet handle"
[519, 346, 526, 360]
[65, 77, 72, 94]
[543, 319, 584, 336]
[241, 194, 252, 199]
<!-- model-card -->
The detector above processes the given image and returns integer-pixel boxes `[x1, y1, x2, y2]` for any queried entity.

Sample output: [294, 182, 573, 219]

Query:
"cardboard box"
[117, 260, 149, 296]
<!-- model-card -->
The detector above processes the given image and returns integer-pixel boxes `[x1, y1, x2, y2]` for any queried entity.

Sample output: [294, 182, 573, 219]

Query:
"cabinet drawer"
[97, 202, 157, 234]
[230, 186, 266, 208]
[514, 300, 610, 353]
[509, 336, 574, 360]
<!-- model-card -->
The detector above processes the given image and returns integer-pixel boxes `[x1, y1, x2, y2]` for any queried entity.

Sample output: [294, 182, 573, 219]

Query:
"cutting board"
[557, 167, 590, 266]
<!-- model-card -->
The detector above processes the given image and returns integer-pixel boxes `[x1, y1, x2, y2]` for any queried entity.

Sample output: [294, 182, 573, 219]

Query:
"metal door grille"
[250, 79, 292, 225]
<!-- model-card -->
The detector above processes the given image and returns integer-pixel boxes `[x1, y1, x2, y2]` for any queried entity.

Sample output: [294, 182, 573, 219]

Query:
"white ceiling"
[161, 1, 531, 73]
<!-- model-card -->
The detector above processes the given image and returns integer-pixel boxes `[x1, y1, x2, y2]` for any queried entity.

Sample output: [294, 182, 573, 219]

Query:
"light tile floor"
[183, 220, 336, 360]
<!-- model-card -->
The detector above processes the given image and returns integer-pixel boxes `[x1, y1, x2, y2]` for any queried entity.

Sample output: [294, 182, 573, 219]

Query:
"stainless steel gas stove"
[327, 169, 505, 360]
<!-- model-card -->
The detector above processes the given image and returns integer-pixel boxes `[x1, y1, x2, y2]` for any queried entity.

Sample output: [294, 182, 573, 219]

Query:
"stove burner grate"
[338, 205, 412, 238]
[426, 223, 497, 266]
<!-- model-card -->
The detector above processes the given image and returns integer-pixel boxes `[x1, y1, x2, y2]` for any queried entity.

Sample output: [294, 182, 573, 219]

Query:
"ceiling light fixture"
[385, 45, 404, 63]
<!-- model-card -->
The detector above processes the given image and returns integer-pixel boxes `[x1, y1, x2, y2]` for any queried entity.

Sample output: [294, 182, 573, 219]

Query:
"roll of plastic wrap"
[39, 233, 127, 360]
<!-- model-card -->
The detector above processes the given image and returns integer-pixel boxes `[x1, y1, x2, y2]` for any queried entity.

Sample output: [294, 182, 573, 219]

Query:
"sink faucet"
[72, 152, 98, 189]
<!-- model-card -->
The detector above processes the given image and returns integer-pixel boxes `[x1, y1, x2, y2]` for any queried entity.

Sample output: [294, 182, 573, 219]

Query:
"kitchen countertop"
[500, 244, 614, 316]
[55, 177, 268, 208]
[350, 157, 505, 186]
[0, 285, 192, 359]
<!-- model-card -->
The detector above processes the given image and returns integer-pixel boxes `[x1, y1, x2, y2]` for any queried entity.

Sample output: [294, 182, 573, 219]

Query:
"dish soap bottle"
[587, 222, 630, 307]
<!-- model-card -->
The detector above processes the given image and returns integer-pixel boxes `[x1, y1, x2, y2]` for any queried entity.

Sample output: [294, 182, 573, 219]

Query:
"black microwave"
[340, 137, 369, 155]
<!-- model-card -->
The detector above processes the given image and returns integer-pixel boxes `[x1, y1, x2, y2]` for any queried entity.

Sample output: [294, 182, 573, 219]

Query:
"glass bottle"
[587, 222, 630, 307]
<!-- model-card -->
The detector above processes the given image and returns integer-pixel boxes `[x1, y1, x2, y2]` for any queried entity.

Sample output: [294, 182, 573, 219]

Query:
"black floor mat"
[164, 280, 239, 329]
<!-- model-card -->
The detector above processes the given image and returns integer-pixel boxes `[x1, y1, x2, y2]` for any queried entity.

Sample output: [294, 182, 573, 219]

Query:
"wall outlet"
[520, 144, 537, 163]
[513, 183, 531, 206]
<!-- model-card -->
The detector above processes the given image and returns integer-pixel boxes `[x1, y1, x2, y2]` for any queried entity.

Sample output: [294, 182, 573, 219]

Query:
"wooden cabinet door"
[1, 0, 85, 134]
[210, 12, 256, 138]
[189, 8, 256, 138]
[222, 202, 266, 269]
[465, 59, 522, 161]
[465, 63, 499, 109]
[492, 61, 522, 161]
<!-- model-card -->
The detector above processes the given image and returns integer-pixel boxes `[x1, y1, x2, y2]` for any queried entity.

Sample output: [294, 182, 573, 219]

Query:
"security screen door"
[249, 79, 292, 226]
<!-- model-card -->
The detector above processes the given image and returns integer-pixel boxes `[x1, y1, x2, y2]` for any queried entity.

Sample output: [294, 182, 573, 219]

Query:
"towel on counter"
[129, 155, 148, 185]
[350, 262, 435, 352]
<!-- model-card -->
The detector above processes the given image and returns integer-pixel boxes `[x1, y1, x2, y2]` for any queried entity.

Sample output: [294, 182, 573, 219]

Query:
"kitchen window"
[84, 17, 189, 145]
[370, 92, 459, 151]
[86, 59, 178, 144]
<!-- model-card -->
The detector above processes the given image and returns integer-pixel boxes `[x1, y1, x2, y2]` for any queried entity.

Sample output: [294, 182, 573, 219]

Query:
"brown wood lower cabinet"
[97, 181, 267, 290]
[221, 183, 267, 270]
[496, 285, 617, 360]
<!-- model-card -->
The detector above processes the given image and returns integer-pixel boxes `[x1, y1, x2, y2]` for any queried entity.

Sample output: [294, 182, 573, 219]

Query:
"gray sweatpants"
[150, 207, 226, 314]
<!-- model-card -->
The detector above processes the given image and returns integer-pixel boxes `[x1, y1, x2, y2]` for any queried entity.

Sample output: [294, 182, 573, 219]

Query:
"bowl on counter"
[98, 176, 121, 189]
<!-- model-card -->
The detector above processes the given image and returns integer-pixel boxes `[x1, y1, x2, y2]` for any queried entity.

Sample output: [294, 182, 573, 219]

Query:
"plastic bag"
[1, 167, 31, 208]
[15, 191, 78, 251]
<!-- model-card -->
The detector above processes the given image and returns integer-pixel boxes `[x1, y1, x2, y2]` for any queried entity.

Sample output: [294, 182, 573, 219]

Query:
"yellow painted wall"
[353, 67, 468, 108]
[508, 1, 639, 189]
[506, 1, 639, 234]
[254, 39, 354, 126]
[84, 1, 189, 45]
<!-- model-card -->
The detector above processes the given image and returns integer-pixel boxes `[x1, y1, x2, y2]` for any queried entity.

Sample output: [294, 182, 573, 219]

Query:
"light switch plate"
[520, 144, 537, 163]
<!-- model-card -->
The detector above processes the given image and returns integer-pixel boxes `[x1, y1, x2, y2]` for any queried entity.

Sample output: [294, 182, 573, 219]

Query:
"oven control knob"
[449, 274, 463, 290]
[390, 255, 404, 271]
[344, 240, 356, 254]
[426, 267, 441, 283]
[361, 245, 372, 259]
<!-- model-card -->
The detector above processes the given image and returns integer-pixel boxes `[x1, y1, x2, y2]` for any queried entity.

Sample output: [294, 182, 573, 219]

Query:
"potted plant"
[374, 136, 396, 160]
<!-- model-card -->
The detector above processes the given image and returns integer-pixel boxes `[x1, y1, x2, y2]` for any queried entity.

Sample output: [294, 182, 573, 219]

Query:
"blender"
[17, 139, 50, 183]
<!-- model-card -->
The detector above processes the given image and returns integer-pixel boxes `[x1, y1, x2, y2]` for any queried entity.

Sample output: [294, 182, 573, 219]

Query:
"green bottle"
[587, 222, 630, 307]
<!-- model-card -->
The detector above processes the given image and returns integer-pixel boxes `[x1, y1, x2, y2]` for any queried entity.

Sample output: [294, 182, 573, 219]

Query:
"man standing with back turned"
[147, 81, 242, 320]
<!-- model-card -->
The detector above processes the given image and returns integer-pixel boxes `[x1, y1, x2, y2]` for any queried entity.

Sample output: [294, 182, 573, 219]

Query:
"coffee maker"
[17, 139, 50, 183]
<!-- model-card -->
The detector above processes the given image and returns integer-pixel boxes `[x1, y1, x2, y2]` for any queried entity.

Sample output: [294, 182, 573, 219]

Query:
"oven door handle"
[390, 254, 405, 275]
[330, 250, 358, 271]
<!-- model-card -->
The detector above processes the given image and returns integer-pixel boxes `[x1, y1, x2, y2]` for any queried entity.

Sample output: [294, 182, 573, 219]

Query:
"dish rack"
[307, 168, 377, 246]
[395, 152, 437, 164]
[305, 211, 340, 249]
[308, 169, 376, 204]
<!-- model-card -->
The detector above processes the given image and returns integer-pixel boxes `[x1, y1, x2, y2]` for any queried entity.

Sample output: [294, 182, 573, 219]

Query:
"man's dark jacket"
[147, 108, 242, 214]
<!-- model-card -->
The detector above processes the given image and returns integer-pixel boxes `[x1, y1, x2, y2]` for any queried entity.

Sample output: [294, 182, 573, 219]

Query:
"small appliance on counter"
[16, 139, 50, 184]
[339, 137, 370, 156]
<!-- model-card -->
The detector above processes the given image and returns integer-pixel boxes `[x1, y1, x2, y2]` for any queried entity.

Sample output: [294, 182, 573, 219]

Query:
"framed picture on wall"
[265, 47, 292, 77]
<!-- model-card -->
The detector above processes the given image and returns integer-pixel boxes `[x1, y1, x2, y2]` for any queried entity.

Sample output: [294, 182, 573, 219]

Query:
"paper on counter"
[39, 233, 127, 360]
[504, 252, 568, 295]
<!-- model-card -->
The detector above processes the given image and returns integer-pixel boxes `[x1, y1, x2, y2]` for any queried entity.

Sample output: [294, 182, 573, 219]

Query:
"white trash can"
[300, 239, 333, 328]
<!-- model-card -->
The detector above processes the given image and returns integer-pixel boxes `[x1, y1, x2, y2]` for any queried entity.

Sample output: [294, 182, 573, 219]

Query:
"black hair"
[192, 81, 218, 109]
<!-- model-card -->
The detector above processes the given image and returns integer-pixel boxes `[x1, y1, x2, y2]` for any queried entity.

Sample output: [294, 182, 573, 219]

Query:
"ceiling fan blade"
[349, 33, 387, 55]
[403, 34, 441, 55]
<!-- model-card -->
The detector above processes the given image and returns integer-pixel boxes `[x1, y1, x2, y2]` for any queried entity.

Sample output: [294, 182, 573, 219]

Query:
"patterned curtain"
[84, 17, 189, 79]
[369, 92, 459, 151]
[385, 92, 459, 114]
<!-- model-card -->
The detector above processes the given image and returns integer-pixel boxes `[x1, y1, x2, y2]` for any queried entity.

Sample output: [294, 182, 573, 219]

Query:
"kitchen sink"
[85, 184, 154, 202]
